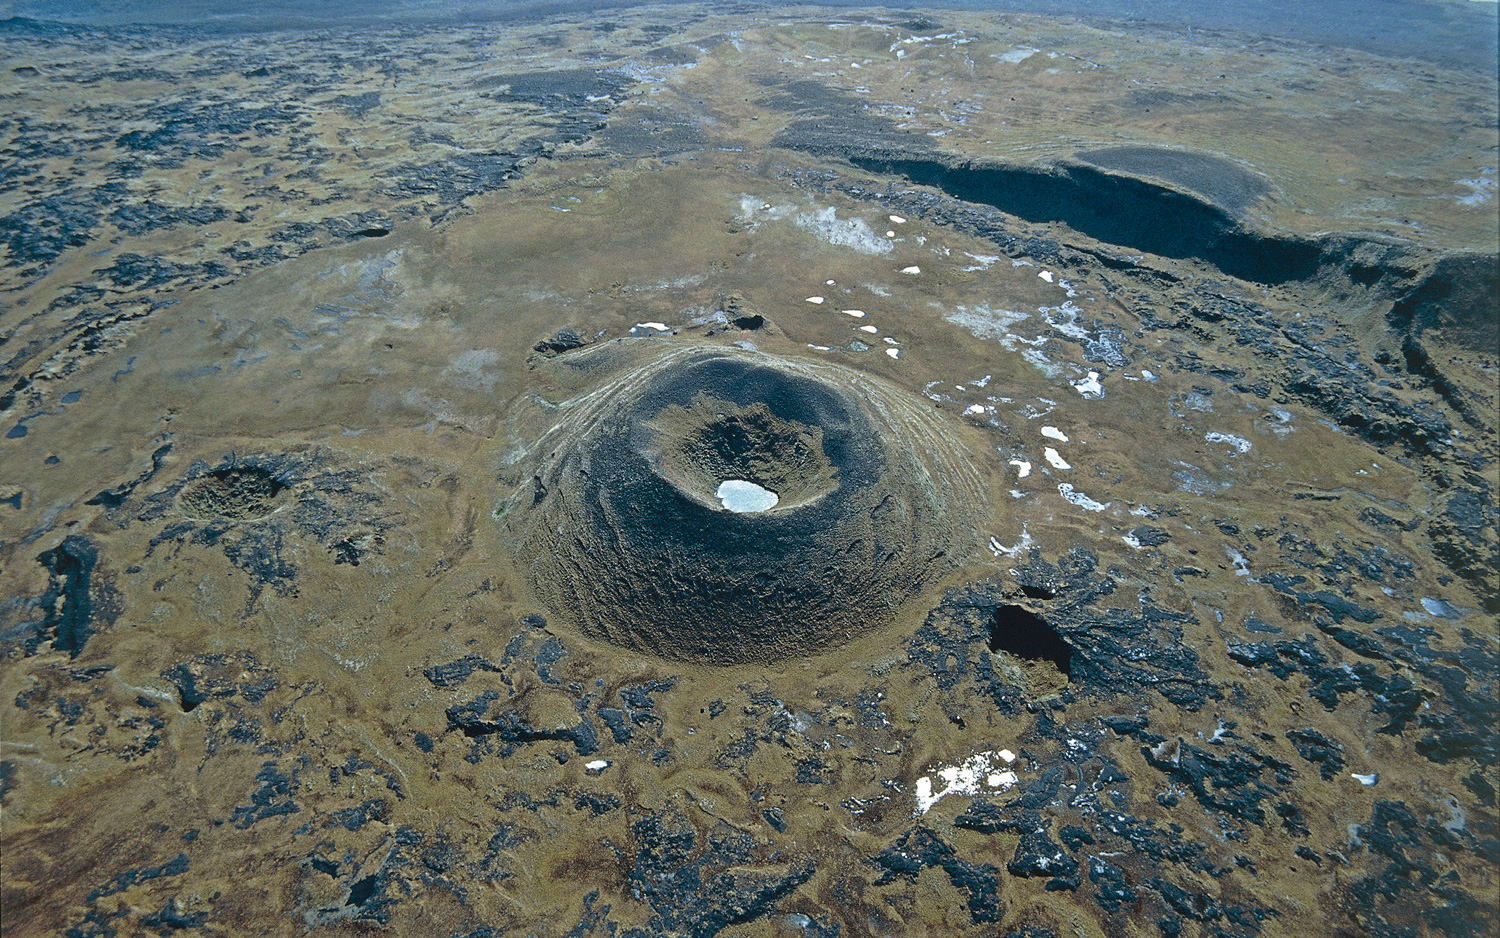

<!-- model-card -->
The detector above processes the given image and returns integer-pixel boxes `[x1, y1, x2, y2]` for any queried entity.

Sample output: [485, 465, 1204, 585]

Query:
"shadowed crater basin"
[500, 345, 985, 663]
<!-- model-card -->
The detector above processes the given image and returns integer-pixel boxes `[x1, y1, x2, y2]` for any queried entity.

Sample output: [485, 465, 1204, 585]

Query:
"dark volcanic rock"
[1285, 728, 1346, 780]
[137, 450, 391, 608]
[423, 654, 502, 688]
[1388, 251, 1500, 356]
[108, 201, 230, 237]
[627, 811, 814, 938]
[6, 534, 114, 658]
[874, 826, 1003, 924]
[85, 442, 173, 508]
[231, 761, 299, 828]
[838, 153, 1326, 285]
[908, 550, 1217, 711]
[532, 328, 588, 356]
[86, 852, 191, 903]
[445, 689, 601, 757]
[162, 652, 277, 713]
[0, 188, 103, 279]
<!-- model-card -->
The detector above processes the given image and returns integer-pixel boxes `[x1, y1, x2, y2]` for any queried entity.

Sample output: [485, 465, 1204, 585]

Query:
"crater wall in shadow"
[847, 154, 1324, 285]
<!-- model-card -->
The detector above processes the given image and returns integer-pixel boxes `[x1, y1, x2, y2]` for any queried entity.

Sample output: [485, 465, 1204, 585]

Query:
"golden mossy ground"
[1, 5, 1496, 937]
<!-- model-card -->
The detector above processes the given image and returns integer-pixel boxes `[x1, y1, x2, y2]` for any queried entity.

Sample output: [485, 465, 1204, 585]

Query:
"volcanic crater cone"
[500, 345, 985, 663]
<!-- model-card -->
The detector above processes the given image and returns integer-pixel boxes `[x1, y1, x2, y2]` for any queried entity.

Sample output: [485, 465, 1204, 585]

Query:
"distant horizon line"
[1, 0, 1495, 73]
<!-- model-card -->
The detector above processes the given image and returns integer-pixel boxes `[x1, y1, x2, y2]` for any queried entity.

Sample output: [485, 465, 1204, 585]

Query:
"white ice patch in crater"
[794, 207, 893, 255]
[716, 480, 779, 513]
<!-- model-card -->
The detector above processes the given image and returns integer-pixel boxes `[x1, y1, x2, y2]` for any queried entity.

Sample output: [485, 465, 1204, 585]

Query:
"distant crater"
[499, 345, 984, 663]
[178, 463, 286, 521]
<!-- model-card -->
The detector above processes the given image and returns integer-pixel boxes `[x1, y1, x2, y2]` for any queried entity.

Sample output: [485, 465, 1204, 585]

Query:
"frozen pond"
[716, 479, 779, 512]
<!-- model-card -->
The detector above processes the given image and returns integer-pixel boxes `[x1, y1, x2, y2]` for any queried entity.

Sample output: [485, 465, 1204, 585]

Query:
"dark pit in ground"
[988, 604, 1073, 681]
[501, 345, 984, 663]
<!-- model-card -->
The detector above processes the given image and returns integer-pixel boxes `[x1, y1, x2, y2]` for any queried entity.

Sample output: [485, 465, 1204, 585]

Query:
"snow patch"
[1072, 371, 1104, 399]
[913, 750, 1020, 815]
[794, 207, 893, 255]
[941, 303, 1030, 345]
[995, 47, 1039, 64]
[1058, 483, 1109, 512]
[989, 525, 1034, 558]
[1206, 431, 1252, 454]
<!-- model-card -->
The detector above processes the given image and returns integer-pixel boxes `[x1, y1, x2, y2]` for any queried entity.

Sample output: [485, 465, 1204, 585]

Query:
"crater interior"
[644, 398, 835, 512]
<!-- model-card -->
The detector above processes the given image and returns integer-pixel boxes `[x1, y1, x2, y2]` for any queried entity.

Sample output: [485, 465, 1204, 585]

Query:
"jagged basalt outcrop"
[500, 344, 985, 663]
